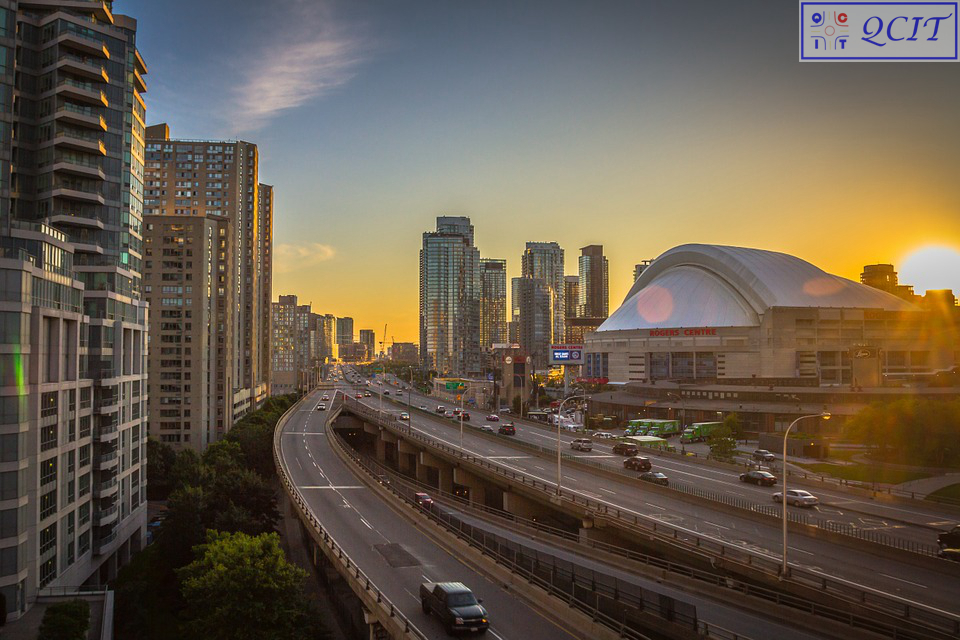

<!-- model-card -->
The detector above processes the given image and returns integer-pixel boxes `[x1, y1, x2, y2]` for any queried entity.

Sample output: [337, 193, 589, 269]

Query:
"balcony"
[95, 476, 118, 496]
[54, 54, 110, 83]
[93, 529, 117, 555]
[133, 68, 146, 93]
[50, 158, 106, 180]
[55, 105, 107, 131]
[57, 31, 111, 59]
[95, 425, 119, 442]
[93, 504, 118, 525]
[49, 130, 107, 156]
[48, 213, 105, 230]
[49, 186, 105, 205]
[56, 79, 108, 107]
[96, 451, 118, 470]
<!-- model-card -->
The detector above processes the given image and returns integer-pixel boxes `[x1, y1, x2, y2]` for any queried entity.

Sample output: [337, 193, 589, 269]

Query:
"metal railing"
[342, 397, 960, 638]
[272, 395, 427, 639]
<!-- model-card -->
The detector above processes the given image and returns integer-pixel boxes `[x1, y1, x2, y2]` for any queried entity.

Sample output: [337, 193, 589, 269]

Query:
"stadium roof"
[598, 244, 916, 332]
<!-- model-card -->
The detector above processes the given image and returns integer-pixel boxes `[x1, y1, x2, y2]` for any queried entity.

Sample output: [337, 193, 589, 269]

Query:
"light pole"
[781, 411, 830, 577]
[458, 381, 467, 451]
[556, 392, 588, 496]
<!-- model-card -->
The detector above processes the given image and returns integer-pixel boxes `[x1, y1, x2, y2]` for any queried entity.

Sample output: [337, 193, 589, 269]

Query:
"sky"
[125, 0, 960, 343]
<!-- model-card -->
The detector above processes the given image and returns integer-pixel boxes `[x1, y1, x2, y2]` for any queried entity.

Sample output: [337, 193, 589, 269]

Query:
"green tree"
[177, 531, 326, 640]
[723, 413, 742, 442]
[170, 448, 206, 490]
[201, 439, 244, 475]
[205, 467, 280, 535]
[225, 417, 275, 478]
[146, 438, 178, 500]
[38, 600, 89, 640]
[846, 397, 960, 468]
[708, 424, 737, 461]
[157, 486, 207, 568]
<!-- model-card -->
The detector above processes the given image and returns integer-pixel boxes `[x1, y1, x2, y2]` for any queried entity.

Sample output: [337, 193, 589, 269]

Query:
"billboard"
[549, 344, 584, 366]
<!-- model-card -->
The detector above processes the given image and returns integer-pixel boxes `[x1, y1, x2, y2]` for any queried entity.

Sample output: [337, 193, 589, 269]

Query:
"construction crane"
[379, 324, 388, 360]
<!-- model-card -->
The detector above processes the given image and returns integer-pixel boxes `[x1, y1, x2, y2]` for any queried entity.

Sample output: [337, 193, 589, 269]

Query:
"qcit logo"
[809, 10, 850, 50]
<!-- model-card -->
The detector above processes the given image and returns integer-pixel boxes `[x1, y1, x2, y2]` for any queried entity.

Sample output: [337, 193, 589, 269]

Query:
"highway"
[376, 375, 957, 543]
[292, 374, 825, 640]
[348, 373, 960, 616]
[280, 388, 582, 640]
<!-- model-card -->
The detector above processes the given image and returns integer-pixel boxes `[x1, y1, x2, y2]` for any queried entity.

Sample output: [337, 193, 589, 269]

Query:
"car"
[321, 395, 330, 401]
[316, 403, 327, 411]
[498, 424, 515, 435]
[461, 412, 471, 421]
[939, 548, 960, 562]
[486, 414, 499, 422]
[419, 404, 427, 410]
[570, 438, 593, 451]
[938, 524, 960, 549]
[355, 393, 363, 399]
[444, 411, 455, 418]
[436, 406, 446, 414]
[364, 392, 372, 397]
[384, 391, 391, 396]
[773, 489, 819, 507]
[414, 492, 434, 509]
[593, 431, 615, 439]
[499, 406, 512, 414]
[420, 582, 489, 634]
[753, 449, 776, 462]
[480, 425, 496, 433]
[399, 412, 410, 421]
[453, 408, 462, 416]
[612, 443, 640, 456]
[640, 471, 669, 486]
[623, 456, 652, 471]
[740, 470, 778, 486]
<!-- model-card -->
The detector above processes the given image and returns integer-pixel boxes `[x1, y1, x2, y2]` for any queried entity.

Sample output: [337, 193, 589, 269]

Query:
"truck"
[625, 419, 652, 436]
[420, 581, 489, 635]
[680, 421, 722, 443]
[644, 419, 680, 438]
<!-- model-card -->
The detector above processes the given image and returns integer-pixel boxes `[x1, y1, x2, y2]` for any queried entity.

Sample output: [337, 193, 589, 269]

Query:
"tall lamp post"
[781, 411, 830, 577]
[457, 381, 468, 451]
[556, 392, 588, 496]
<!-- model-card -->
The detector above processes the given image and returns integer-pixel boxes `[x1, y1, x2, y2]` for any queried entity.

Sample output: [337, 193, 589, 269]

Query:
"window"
[40, 490, 56, 520]
[40, 457, 56, 487]
[40, 524, 56, 554]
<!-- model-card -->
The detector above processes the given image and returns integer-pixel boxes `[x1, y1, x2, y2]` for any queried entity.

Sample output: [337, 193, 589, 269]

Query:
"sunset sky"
[130, 0, 960, 342]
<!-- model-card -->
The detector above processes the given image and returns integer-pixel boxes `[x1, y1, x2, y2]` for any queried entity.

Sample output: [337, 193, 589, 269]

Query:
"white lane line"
[296, 458, 303, 471]
[404, 588, 420, 603]
[645, 502, 666, 510]
[703, 521, 730, 530]
[487, 629, 506, 640]
[359, 517, 374, 530]
[300, 486, 366, 490]
[487, 456, 532, 460]
[534, 465, 546, 471]
[599, 488, 617, 495]
[788, 546, 814, 556]
[879, 574, 929, 589]
[563, 475, 576, 481]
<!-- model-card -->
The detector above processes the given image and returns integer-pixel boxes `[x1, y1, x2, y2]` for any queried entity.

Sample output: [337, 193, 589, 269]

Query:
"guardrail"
[273, 394, 427, 640]
[342, 397, 960, 639]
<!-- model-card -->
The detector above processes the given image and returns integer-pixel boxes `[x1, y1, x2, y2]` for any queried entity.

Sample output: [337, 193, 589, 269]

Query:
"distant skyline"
[130, 0, 960, 342]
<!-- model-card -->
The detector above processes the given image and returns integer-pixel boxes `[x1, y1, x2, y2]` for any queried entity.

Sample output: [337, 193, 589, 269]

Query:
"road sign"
[445, 381, 466, 391]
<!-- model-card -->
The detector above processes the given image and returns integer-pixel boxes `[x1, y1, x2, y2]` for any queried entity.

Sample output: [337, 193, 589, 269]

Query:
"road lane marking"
[644, 502, 665, 510]
[404, 588, 420, 603]
[788, 546, 814, 556]
[880, 574, 928, 589]
[704, 521, 730, 530]
[487, 456, 531, 460]
[296, 458, 303, 471]
[359, 517, 374, 530]
[599, 488, 617, 495]
[300, 486, 366, 489]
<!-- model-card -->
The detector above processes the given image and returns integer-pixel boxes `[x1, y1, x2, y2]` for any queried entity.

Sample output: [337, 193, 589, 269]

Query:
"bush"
[38, 600, 89, 640]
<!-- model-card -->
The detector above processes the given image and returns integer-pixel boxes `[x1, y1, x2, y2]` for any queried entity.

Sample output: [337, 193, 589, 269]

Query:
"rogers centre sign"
[648, 328, 718, 337]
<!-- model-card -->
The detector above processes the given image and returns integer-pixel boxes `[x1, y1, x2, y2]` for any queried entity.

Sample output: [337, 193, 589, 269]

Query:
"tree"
[201, 439, 244, 475]
[177, 531, 327, 640]
[146, 438, 178, 500]
[723, 413, 742, 442]
[225, 418, 275, 478]
[170, 448, 206, 490]
[38, 600, 89, 640]
[708, 424, 737, 461]
[205, 468, 280, 535]
[157, 486, 208, 568]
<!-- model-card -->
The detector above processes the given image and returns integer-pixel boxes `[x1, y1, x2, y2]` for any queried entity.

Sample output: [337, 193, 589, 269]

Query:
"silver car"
[773, 489, 819, 507]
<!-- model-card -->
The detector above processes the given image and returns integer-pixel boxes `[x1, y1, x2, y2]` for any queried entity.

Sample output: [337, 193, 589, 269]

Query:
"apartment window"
[41, 392, 57, 418]
[40, 458, 56, 487]
[40, 524, 56, 554]
[0, 509, 16, 539]
[79, 415, 91, 438]
[78, 473, 90, 497]
[0, 471, 16, 500]
[40, 556, 56, 587]
[78, 530, 90, 555]
[79, 502, 90, 526]
[0, 546, 16, 577]
[40, 425, 57, 451]
[79, 444, 91, 468]
[40, 490, 56, 520]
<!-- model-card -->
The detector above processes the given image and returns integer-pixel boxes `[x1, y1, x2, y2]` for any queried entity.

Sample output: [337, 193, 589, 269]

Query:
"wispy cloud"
[226, 1, 366, 132]
[273, 242, 337, 274]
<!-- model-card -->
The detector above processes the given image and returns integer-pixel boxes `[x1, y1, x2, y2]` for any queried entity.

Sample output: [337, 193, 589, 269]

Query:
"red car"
[414, 492, 434, 509]
[486, 414, 500, 422]
[355, 393, 362, 399]
[498, 423, 516, 436]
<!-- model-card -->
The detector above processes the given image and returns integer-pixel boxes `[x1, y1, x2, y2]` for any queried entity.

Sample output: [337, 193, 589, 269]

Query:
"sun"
[898, 245, 960, 294]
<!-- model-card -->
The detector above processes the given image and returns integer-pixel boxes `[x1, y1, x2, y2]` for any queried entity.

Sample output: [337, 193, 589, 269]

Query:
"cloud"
[273, 242, 337, 274]
[226, 1, 367, 132]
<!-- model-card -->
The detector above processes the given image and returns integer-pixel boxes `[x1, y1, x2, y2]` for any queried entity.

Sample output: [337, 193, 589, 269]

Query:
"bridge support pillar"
[503, 490, 552, 521]
[397, 439, 419, 475]
[452, 467, 486, 504]
[416, 451, 452, 493]
[579, 517, 621, 545]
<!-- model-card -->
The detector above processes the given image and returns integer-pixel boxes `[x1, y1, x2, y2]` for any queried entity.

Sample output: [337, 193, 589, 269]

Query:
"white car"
[773, 489, 819, 507]
[570, 438, 593, 451]
[399, 412, 409, 421]
[592, 431, 615, 439]
[316, 403, 327, 411]
[480, 425, 496, 433]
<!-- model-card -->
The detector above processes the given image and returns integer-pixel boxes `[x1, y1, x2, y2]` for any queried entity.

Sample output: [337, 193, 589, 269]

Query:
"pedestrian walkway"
[894, 474, 960, 498]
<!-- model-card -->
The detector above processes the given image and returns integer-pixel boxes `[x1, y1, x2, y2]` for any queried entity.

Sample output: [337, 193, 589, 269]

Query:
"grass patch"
[794, 462, 931, 484]
[926, 483, 960, 502]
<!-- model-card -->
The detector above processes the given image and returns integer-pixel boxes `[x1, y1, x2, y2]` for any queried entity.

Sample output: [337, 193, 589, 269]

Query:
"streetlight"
[458, 381, 468, 451]
[556, 392, 588, 496]
[781, 411, 831, 577]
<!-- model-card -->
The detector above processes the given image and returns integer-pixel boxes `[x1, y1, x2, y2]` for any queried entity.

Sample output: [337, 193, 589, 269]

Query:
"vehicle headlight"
[481, 618, 487, 623]
[455, 617, 464, 625]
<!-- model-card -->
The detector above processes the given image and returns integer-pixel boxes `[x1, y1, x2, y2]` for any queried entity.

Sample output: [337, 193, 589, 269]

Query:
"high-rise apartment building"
[521, 242, 565, 344]
[270, 295, 314, 394]
[336, 316, 354, 346]
[0, 1, 148, 617]
[359, 329, 375, 359]
[419, 216, 481, 377]
[633, 260, 652, 283]
[563, 275, 579, 337]
[479, 259, 507, 349]
[142, 125, 271, 450]
[513, 277, 553, 370]
[578, 244, 609, 318]
[317, 313, 337, 362]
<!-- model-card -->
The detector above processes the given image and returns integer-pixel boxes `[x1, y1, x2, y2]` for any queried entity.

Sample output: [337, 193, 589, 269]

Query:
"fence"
[341, 397, 960, 639]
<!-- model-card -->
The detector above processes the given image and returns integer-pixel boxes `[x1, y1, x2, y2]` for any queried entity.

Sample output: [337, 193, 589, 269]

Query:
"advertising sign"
[550, 344, 584, 366]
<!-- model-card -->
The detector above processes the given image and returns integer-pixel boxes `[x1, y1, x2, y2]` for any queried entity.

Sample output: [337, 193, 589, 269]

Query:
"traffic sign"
[445, 381, 466, 391]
